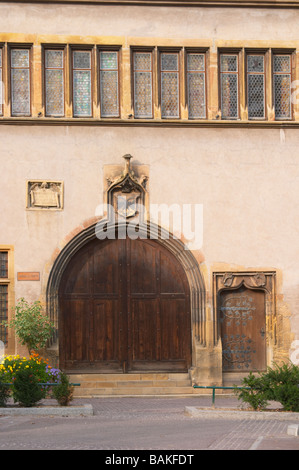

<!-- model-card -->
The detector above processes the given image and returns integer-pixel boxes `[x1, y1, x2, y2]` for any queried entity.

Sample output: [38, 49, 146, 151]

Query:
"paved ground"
[0, 396, 298, 452]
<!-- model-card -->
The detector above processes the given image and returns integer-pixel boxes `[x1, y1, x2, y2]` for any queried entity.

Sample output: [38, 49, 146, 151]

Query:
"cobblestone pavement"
[0, 396, 298, 451]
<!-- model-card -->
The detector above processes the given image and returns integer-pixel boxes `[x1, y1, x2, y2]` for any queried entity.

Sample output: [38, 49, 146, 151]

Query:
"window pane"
[187, 53, 206, 119]
[73, 51, 91, 70]
[11, 49, 30, 116]
[247, 55, 265, 119]
[73, 51, 92, 117]
[161, 53, 179, 118]
[221, 74, 238, 119]
[0, 285, 8, 345]
[100, 51, 117, 70]
[273, 55, 291, 120]
[220, 55, 238, 119]
[248, 73, 265, 119]
[220, 55, 237, 72]
[0, 50, 2, 116]
[134, 52, 153, 119]
[274, 55, 291, 73]
[161, 53, 178, 71]
[45, 50, 64, 117]
[100, 51, 119, 118]
[0, 252, 8, 278]
[247, 55, 264, 73]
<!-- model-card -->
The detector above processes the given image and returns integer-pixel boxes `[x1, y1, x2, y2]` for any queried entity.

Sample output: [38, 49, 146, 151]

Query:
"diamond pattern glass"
[100, 51, 119, 117]
[248, 74, 265, 118]
[220, 55, 238, 119]
[274, 55, 291, 73]
[220, 55, 237, 73]
[45, 50, 64, 117]
[247, 55, 265, 119]
[187, 53, 206, 119]
[134, 52, 153, 118]
[273, 55, 291, 119]
[247, 55, 264, 73]
[0, 49, 2, 115]
[161, 53, 179, 118]
[11, 49, 30, 116]
[0, 252, 8, 278]
[0, 284, 8, 345]
[73, 51, 92, 117]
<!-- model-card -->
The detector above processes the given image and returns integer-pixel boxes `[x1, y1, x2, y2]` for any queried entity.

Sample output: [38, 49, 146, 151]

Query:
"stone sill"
[4, 0, 299, 9]
[0, 117, 298, 128]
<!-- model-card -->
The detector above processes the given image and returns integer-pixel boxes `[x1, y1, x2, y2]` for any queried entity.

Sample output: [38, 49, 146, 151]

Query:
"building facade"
[1, 0, 299, 388]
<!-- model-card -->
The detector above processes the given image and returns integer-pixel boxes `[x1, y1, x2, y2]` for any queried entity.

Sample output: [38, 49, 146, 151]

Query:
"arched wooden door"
[59, 237, 191, 373]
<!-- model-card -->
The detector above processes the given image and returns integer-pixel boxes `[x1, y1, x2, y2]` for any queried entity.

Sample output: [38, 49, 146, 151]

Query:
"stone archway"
[46, 221, 206, 374]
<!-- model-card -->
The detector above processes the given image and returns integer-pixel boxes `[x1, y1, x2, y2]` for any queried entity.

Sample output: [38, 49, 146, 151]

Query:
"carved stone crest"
[106, 155, 147, 221]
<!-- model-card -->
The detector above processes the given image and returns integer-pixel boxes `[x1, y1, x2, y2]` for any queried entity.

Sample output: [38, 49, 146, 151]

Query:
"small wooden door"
[59, 237, 191, 373]
[219, 285, 266, 372]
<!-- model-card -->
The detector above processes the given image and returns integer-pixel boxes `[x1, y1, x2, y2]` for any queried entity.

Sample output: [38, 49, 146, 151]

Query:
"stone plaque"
[17, 272, 40, 281]
[27, 181, 63, 210]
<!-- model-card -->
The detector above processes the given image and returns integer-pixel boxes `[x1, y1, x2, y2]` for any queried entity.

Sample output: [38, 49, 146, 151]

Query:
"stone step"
[69, 372, 195, 397]
[73, 386, 199, 397]
[69, 373, 190, 382]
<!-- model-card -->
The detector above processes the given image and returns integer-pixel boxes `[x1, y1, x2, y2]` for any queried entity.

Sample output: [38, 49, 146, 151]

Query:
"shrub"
[12, 368, 45, 407]
[236, 363, 299, 412]
[51, 371, 74, 406]
[2, 297, 54, 354]
[235, 372, 269, 411]
[0, 380, 10, 407]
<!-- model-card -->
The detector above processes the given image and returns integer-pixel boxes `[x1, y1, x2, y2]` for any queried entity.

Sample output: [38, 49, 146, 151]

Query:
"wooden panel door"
[219, 285, 266, 372]
[59, 237, 191, 373]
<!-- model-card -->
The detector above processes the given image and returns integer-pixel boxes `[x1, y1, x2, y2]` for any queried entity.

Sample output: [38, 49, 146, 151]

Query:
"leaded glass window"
[45, 49, 64, 117]
[100, 51, 119, 118]
[133, 51, 153, 119]
[161, 52, 179, 119]
[220, 54, 239, 120]
[0, 285, 8, 345]
[11, 48, 31, 116]
[72, 50, 92, 117]
[247, 55, 265, 119]
[0, 49, 3, 116]
[187, 53, 206, 119]
[273, 54, 292, 120]
[0, 252, 8, 278]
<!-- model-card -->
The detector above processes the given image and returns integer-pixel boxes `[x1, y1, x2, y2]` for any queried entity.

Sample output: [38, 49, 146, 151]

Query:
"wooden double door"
[59, 237, 191, 373]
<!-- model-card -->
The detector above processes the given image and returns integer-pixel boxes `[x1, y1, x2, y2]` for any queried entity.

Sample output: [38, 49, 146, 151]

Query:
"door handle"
[260, 327, 265, 338]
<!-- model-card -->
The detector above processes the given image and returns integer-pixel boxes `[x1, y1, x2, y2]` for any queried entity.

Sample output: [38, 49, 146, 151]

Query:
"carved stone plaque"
[27, 181, 63, 210]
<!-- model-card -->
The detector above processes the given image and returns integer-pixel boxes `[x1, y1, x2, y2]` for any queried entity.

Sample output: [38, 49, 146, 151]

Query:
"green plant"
[235, 372, 269, 411]
[236, 363, 299, 412]
[2, 298, 55, 354]
[51, 371, 74, 406]
[0, 380, 10, 407]
[12, 368, 45, 407]
[262, 363, 299, 412]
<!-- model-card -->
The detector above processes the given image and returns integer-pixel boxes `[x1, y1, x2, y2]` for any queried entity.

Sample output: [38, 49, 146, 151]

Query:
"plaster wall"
[0, 125, 298, 351]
